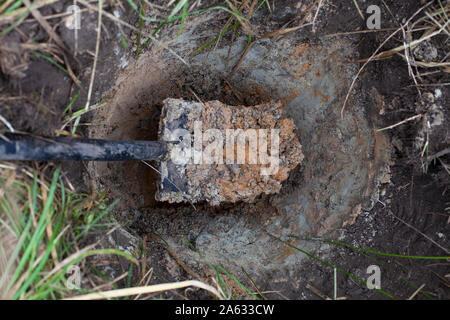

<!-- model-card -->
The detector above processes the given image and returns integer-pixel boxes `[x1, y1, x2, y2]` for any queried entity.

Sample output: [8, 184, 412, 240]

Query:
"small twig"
[74, 0, 78, 56]
[21, 0, 80, 86]
[427, 148, 450, 162]
[389, 210, 450, 255]
[306, 283, 330, 300]
[0, 114, 14, 132]
[312, 0, 324, 33]
[70, 0, 102, 133]
[400, 23, 422, 98]
[325, 26, 430, 37]
[90, 272, 128, 292]
[376, 114, 422, 132]
[85, 0, 102, 113]
[165, 243, 199, 280]
[341, 2, 434, 118]
[229, 23, 312, 77]
[241, 267, 266, 300]
[352, 0, 365, 20]
[438, 158, 450, 176]
[221, 74, 243, 102]
[76, 0, 188, 66]
[224, 0, 253, 36]
[408, 284, 426, 300]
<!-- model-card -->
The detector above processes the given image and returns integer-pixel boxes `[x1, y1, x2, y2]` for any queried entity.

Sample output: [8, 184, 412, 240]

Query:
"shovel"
[0, 132, 169, 162]
[0, 98, 303, 205]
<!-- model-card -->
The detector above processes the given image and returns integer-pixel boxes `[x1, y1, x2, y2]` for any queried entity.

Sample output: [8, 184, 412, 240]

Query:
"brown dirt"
[157, 98, 303, 205]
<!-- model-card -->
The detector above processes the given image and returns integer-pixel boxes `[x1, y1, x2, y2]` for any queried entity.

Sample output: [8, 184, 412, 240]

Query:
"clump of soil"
[157, 98, 303, 205]
[2, 0, 448, 300]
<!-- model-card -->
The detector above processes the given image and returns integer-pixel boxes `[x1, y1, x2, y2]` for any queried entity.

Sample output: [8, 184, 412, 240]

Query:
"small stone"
[413, 40, 438, 62]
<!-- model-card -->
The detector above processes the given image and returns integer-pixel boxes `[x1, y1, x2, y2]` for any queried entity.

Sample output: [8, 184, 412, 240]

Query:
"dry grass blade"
[427, 147, 450, 161]
[0, 0, 59, 24]
[246, 0, 258, 19]
[64, 280, 223, 300]
[224, 0, 253, 35]
[19, 0, 80, 85]
[352, 0, 365, 20]
[261, 23, 313, 40]
[306, 283, 330, 299]
[357, 18, 450, 63]
[376, 114, 423, 132]
[312, 0, 324, 32]
[0, 0, 15, 13]
[0, 162, 49, 191]
[215, 0, 250, 51]
[35, 243, 96, 288]
[0, 114, 14, 132]
[425, 11, 450, 37]
[411, 82, 450, 87]
[84, 0, 102, 113]
[389, 210, 450, 255]
[90, 272, 129, 292]
[229, 22, 312, 77]
[165, 244, 199, 280]
[21, 0, 68, 52]
[396, 53, 450, 68]
[341, 2, 434, 118]
[0, 171, 18, 298]
[438, 158, 450, 176]
[21, 8, 89, 24]
[408, 283, 426, 300]
[325, 26, 431, 37]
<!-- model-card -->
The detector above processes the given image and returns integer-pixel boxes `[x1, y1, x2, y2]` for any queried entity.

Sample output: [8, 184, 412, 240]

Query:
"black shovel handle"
[0, 133, 168, 161]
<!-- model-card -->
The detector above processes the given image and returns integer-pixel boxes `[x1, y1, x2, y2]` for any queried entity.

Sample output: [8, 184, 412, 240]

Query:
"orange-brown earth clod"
[156, 98, 304, 205]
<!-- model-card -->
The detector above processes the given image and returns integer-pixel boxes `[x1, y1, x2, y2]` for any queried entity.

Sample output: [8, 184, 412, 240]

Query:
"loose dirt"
[1, 0, 449, 299]
[157, 98, 303, 205]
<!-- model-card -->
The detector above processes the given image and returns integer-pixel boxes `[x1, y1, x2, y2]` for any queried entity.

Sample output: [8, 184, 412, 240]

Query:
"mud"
[86, 17, 391, 286]
[157, 98, 303, 205]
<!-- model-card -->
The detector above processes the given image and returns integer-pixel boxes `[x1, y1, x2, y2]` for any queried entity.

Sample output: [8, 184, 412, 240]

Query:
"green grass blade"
[273, 235, 395, 299]
[8, 167, 60, 292]
[216, 265, 260, 300]
[31, 51, 69, 75]
[169, 0, 188, 19]
[63, 91, 80, 115]
[183, 238, 229, 297]
[289, 236, 450, 260]
[0, 9, 28, 37]
[177, 0, 189, 38]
